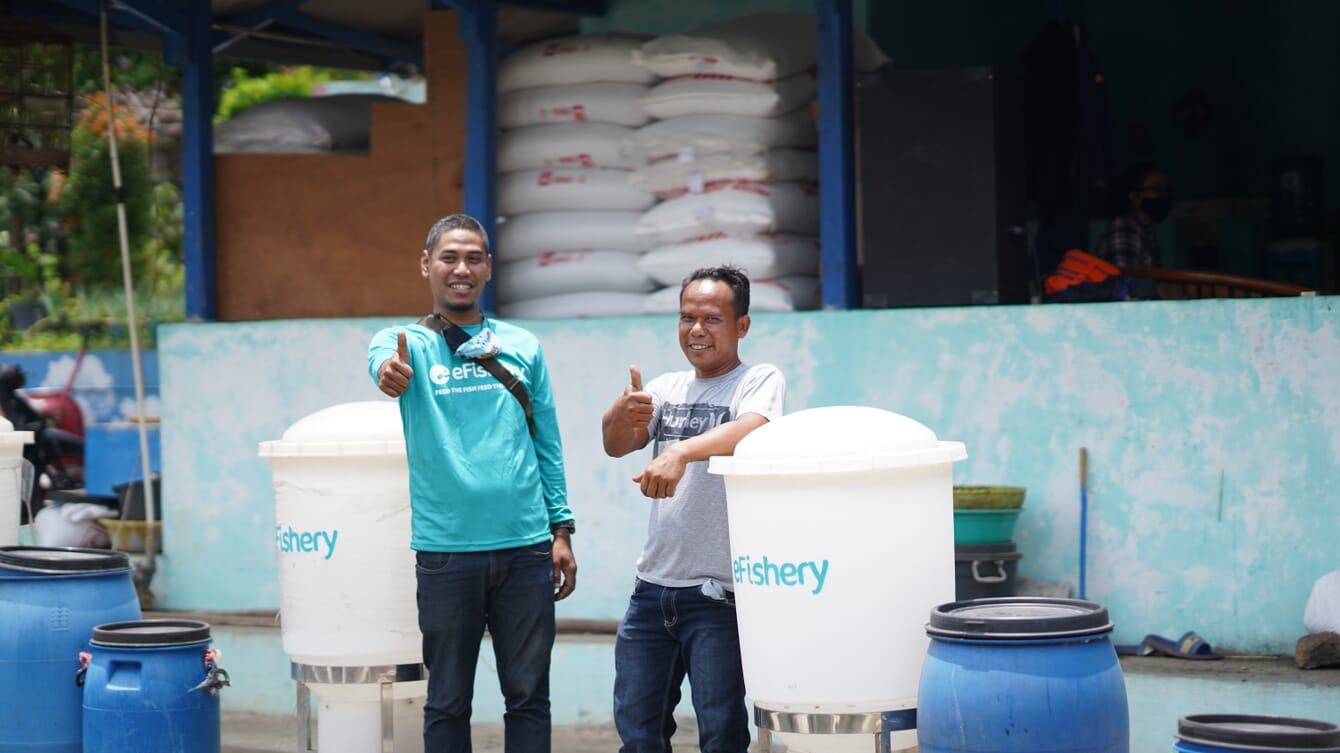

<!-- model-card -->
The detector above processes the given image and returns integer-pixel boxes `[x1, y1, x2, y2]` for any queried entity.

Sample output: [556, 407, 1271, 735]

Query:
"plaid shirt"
[1093, 213, 1161, 269]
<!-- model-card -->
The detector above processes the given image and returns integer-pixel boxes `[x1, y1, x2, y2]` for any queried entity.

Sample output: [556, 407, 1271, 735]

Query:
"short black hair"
[680, 265, 750, 317]
[1123, 161, 1164, 194]
[425, 214, 490, 255]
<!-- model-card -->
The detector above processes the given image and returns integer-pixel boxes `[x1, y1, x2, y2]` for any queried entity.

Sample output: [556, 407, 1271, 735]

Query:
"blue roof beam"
[31, 0, 180, 38]
[211, 0, 306, 55]
[435, 0, 604, 18]
[264, 12, 423, 68]
[499, 0, 605, 15]
[107, 0, 184, 38]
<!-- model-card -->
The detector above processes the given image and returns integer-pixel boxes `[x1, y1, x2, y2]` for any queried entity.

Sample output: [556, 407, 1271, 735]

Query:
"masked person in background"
[1092, 162, 1172, 269]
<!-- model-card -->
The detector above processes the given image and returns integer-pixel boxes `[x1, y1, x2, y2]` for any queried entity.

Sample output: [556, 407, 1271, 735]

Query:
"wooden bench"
[1121, 267, 1318, 299]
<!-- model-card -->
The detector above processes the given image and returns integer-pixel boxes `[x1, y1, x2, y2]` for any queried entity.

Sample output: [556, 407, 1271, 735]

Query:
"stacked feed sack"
[624, 13, 888, 312]
[494, 33, 660, 318]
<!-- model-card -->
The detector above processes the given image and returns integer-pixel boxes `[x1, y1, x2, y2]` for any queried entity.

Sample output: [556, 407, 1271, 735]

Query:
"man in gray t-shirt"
[601, 265, 785, 753]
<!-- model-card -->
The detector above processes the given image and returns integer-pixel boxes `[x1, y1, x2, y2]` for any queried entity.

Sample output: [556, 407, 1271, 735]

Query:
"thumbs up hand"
[620, 364, 654, 425]
[378, 330, 415, 398]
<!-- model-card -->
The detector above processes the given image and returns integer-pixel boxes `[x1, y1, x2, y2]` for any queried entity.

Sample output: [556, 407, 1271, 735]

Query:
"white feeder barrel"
[259, 401, 418, 667]
[709, 406, 965, 713]
[0, 417, 35, 547]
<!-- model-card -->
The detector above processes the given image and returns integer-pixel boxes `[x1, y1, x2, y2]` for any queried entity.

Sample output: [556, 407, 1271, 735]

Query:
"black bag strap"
[418, 314, 536, 435]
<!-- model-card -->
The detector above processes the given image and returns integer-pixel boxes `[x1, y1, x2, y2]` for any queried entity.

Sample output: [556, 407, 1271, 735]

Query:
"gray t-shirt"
[636, 362, 786, 588]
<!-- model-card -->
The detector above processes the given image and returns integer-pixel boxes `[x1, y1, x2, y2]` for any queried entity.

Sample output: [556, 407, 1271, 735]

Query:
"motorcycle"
[0, 363, 86, 520]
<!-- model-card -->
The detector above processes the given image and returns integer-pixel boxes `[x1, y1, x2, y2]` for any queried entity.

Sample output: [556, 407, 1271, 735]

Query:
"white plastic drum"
[258, 401, 417, 667]
[0, 417, 34, 547]
[709, 406, 965, 753]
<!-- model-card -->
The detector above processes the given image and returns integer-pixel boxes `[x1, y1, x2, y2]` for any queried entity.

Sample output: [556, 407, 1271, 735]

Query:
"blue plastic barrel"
[1175, 714, 1340, 753]
[81, 619, 226, 753]
[0, 546, 141, 753]
[918, 597, 1130, 753]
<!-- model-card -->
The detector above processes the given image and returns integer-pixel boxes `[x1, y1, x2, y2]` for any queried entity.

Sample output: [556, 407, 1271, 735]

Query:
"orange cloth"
[1044, 249, 1121, 295]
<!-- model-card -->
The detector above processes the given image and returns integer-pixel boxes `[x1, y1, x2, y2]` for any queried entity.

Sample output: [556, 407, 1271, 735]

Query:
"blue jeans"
[614, 579, 751, 753]
[416, 543, 556, 753]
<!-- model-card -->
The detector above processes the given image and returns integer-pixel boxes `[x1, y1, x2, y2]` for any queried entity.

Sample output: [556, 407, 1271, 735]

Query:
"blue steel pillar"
[815, 0, 858, 309]
[454, 0, 499, 314]
[174, 0, 217, 321]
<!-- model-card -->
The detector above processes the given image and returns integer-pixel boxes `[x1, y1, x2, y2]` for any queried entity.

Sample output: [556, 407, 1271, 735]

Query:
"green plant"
[214, 65, 370, 123]
[74, 47, 179, 96]
[56, 92, 155, 289]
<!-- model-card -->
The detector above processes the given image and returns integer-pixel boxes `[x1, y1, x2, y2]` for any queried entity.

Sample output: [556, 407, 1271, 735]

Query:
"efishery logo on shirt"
[431, 360, 518, 396]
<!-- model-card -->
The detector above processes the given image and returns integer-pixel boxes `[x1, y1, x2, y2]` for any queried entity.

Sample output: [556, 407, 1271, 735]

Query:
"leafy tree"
[74, 47, 179, 96]
[55, 93, 155, 289]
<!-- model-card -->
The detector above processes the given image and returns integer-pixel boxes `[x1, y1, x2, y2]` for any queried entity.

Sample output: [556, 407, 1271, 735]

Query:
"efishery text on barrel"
[0, 546, 141, 753]
[80, 619, 230, 753]
[918, 597, 1130, 753]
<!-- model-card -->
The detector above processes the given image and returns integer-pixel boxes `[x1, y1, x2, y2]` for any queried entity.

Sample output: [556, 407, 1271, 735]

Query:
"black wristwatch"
[551, 520, 576, 536]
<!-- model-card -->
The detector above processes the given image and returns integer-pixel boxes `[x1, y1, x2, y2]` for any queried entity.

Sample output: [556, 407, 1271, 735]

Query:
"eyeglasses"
[1138, 184, 1169, 197]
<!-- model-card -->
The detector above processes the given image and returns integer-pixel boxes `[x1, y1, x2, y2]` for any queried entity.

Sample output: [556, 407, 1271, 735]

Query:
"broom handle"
[1079, 447, 1088, 599]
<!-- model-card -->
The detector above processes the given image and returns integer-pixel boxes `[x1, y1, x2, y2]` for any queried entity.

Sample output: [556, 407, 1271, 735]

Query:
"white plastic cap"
[708, 405, 966, 476]
[0, 416, 34, 448]
[258, 401, 406, 458]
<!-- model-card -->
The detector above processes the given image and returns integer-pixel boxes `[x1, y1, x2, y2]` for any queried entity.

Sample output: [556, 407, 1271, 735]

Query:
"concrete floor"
[218, 658, 1340, 753]
[220, 712, 691, 753]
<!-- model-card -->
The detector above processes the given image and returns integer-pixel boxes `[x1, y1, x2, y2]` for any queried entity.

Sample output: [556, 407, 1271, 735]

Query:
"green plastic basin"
[953, 508, 1023, 545]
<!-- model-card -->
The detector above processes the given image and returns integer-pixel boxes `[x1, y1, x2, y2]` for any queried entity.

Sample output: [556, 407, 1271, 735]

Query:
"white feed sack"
[498, 32, 657, 93]
[633, 183, 819, 246]
[497, 123, 641, 172]
[496, 251, 655, 303]
[494, 211, 650, 262]
[213, 94, 403, 153]
[632, 12, 889, 81]
[621, 110, 817, 163]
[643, 274, 820, 313]
[498, 82, 652, 129]
[503, 291, 648, 320]
[639, 72, 816, 120]
[630, 149, 820, 199]
[498, 167, 656, 215]
[637, 235, 821, 287]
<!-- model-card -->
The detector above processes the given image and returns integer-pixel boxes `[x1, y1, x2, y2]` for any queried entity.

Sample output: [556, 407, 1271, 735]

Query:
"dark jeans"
[416, 543, 556, 753]
[613, 579, 751, 753]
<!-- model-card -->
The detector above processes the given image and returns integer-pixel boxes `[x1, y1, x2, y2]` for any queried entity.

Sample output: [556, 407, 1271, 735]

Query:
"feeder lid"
[259, 401, 405, 458]
[0, 416, 34, 447]
[92, 619, 212, 647]
[927, 597, 1113, 639]
[0, 546, 130, 573]
[1177, 714, 1340, 752]
[709, 406, 966, 476]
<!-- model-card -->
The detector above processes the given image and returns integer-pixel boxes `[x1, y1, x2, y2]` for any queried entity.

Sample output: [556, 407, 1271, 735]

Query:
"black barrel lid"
[927, 597, 1113, 639]
[1177, 714, 1340, 752]
[955, 541, 1023, 561]
[91, 619, 212, 647]
[0, 546, 130, 573]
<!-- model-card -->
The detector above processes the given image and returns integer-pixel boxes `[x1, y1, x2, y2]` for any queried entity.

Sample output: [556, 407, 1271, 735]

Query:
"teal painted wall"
[158, 297, 1339, 656]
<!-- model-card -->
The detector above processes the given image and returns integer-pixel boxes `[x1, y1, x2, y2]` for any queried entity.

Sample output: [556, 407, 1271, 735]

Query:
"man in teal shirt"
[368, 213, 576, 753]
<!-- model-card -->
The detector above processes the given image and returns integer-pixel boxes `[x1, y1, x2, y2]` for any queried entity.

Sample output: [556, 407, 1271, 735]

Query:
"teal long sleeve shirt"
[368, 318, 572, 552]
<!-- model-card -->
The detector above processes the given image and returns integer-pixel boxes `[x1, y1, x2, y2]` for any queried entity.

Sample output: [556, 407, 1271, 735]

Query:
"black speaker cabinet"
[857, 67, 1028, 307]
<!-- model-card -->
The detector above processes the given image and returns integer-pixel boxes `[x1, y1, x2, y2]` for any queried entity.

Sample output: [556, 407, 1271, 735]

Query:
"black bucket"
[954, 541, 1021, 600]
[1175, 714, 1340, 753]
